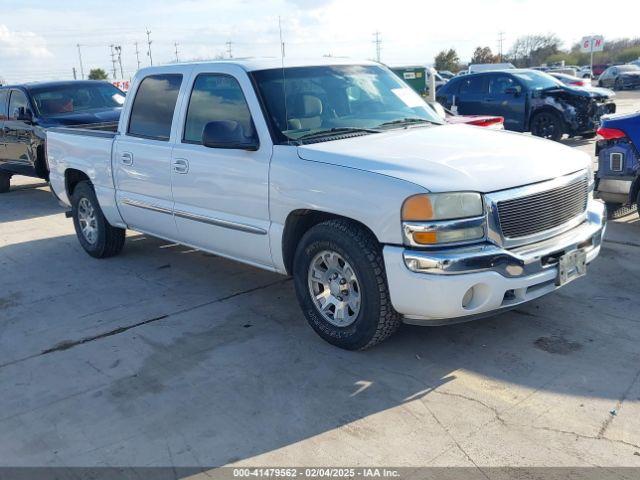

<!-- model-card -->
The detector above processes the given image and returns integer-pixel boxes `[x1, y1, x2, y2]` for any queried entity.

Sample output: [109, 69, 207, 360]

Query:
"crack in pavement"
[597, 364, 640, 439]
[0, 278, 291, 370]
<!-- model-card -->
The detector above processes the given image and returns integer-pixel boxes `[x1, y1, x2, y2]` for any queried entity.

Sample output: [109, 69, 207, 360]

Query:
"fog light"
[462, 287, 474, 309]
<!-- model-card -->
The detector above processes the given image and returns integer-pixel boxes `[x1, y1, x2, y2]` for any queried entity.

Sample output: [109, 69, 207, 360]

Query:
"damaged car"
[436, 69, 616, 141]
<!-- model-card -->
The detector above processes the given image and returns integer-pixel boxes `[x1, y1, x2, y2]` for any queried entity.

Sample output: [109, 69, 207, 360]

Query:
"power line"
[373, 31, 382, 63]
[146, 28, 153, 66]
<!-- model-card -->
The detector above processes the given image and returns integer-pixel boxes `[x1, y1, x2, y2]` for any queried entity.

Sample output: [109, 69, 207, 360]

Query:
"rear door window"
[459, 76, 486, 95]
[127, 74, 182, 141]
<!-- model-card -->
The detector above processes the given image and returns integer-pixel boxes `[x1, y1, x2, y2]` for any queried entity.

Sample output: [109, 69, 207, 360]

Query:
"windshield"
[31, 83, 125, 116]
[252, 64, 443, 143]
[512, 70, 563, 90]
[618, 65, 640, 72]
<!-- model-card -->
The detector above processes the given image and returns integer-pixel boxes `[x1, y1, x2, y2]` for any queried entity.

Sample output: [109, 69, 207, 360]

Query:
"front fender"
[268, 146, 427, 272]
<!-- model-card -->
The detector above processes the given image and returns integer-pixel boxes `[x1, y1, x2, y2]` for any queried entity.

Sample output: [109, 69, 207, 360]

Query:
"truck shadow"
[0, 183, 64, 223]
[1, 218, 639, 466]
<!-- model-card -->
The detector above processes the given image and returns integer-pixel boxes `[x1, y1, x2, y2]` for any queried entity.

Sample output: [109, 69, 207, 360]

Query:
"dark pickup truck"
[0, 80, 124, 192]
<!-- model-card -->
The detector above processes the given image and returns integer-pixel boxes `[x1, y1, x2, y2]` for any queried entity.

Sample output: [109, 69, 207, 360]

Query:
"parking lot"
[1, 91, 639, 470]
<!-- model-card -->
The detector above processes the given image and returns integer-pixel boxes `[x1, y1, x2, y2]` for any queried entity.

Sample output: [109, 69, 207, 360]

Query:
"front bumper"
[383, 200, 606, 325]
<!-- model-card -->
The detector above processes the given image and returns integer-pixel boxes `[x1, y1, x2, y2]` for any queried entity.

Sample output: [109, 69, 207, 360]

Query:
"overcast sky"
[0, 0, 637, 83]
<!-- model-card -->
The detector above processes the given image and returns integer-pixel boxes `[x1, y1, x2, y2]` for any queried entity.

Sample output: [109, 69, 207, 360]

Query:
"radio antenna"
[279, 16, 291, 144]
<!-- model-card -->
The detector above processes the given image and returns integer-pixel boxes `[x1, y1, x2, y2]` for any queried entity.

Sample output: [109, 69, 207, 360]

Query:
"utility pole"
[109, 44, 118, 79]
[72, 67, 77, 80]
[497, 31, 505, 62]
[76, 43, 85, 79]
[226, 40, 233, 59]
[278, 16, 285, 58]
[134, 42, 141, 70]
[146, 28, 154, 66]
[115, 45, 124, 79]
[373, 31, 382, 63]
[174, 42, 180, 63]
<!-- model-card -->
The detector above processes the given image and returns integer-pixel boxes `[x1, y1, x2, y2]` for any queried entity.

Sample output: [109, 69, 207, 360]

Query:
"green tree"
[470, 46, 497, 65]
[88, 68, 109, 80]
[434, 48, 460, 72]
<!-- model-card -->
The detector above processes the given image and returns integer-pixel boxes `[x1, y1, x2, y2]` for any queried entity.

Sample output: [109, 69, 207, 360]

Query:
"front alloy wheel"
[307, 250, 361, 327]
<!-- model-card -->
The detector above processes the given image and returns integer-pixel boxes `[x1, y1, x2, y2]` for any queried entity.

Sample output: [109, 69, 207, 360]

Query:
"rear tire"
[582, 132, 597, 139]
[292, 218, 401, 350]
[71, 181, 125, 258]
[531, 111, 564, 141]
[0, 172, 10, 193]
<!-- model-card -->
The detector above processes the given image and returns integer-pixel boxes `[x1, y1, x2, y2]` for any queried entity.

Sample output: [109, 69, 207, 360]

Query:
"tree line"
[434, 35, 640, 72]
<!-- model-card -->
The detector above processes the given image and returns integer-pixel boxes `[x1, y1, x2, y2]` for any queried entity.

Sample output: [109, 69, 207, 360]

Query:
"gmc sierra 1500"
[46, 58, 606, 349]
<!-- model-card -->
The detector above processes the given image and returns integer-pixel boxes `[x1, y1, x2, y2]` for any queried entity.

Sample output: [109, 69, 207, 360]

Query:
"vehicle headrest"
[293, 94, 323, 118]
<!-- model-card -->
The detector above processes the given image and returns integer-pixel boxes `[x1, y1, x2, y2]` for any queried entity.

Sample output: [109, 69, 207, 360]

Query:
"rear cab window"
[127, 74, 183, 141]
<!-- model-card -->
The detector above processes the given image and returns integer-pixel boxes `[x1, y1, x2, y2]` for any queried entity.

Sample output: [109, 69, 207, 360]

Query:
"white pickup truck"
[47, 58, 606, 350]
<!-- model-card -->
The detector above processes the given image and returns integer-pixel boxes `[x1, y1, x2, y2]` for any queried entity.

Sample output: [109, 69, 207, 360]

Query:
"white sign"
[580, 35, 604, 53]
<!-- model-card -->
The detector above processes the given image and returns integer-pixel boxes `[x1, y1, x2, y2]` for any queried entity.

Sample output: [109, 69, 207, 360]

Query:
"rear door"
[113, 72, 188, 240]
[483, 74, 526, 131]
[453, 75, 487, 115]
[169, 65, 273, 268]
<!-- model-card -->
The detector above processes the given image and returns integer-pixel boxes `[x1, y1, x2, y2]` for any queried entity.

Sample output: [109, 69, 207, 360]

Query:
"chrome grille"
[497, 175, 589, 239]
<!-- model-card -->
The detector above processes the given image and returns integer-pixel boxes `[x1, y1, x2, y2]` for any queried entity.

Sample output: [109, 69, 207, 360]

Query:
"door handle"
[173, 158, 189, 174]
[121, 152, 133, 166]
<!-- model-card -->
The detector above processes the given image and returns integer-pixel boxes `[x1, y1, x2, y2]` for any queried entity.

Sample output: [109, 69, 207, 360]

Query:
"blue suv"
[436, 69, 616, 141]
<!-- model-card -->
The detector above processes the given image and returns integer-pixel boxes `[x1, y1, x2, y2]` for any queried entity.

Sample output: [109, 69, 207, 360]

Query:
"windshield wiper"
[377, 118, 439, 128]
[295, 127, 381, 142]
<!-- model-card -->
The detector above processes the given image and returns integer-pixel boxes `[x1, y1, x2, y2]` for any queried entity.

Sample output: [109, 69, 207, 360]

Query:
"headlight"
[402, 192, 483, 221]
[402, 192, 485, 246]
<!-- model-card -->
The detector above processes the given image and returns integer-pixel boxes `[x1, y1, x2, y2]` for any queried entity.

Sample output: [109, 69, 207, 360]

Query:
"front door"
[170, 67, 273, 268]
[113, 73, 186, 240]
[0, 90, 7, 165]
[4, 90, 35, 167]
[483, 74, 526, 131]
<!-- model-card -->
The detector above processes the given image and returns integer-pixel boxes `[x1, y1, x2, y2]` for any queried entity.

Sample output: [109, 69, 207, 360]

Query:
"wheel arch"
[281, 209, 380, 275]
[64, 168, 91, 198]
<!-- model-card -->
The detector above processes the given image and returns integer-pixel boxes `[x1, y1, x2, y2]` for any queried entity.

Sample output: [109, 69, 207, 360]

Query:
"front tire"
[71, 181, 125, 258]
[0, 172, 11, 193]
[293, 219, 401, 350]
[531, 111, 564, 141]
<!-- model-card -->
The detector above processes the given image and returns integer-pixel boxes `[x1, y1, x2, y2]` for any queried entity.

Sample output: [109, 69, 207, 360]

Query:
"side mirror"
[202, 121, 259, 151]
[14, 107, 33, 123]
[504, 86, 521, 96]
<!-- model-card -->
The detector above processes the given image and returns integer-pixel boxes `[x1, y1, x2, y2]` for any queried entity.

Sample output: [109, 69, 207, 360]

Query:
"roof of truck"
[137, 57, 379, 74]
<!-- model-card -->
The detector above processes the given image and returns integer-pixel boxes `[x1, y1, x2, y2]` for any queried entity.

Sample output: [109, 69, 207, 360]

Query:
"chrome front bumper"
[403, 199, 606, 279]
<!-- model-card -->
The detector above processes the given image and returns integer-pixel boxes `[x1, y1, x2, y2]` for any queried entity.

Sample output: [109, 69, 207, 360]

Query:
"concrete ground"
[1, 92, 639, 469]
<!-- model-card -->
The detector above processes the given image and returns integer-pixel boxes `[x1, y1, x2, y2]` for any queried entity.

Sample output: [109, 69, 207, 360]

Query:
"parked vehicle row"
[597, 64, 640, 90]
[436, 69, 616, 141]
[0, 81, 124, 192]
[43, 58, 605, 349]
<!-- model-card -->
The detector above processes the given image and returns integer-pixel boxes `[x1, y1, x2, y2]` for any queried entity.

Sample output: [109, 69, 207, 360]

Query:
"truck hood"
[296, 124, 590, 193]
